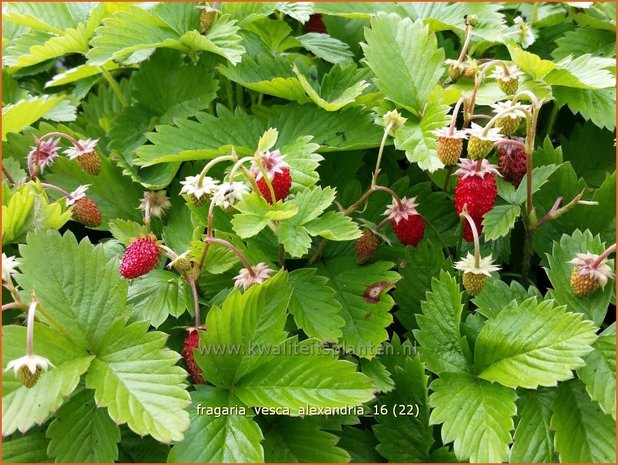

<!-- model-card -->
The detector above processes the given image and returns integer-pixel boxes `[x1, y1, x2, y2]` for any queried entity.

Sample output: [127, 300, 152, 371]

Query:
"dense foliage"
[2, 2, 616, 463]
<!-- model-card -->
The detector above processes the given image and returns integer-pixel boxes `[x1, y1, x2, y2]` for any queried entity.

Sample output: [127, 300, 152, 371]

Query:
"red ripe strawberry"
[71, 196, 102, 228]
[454, 159, 499, 220]
[306, 14, 327, 33]
[498, 138, 527, 187]
[120, 236, 160, 279]
[252, 150, 292, 204]
[183, 329, 204, 384]
[392, 214, 425, 246]
[384, 197, 425, 247]
[256, 167, 292, 204]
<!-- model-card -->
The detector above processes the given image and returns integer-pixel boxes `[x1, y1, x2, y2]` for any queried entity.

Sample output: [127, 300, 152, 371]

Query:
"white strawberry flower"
[490, 101, 531, 119]
[2, 253, 20, 283]
[466, 122, 504, 142]
[180, 175, 219, 200]
[213, 182, 250, 209]
[139, 191, 171, 218]
[4, 354, 54, 377]
[454, 253, 501, 276]
[432, 126, 468, 139]
[64, 139, 98, 160]
[454, 158, 501, 179]
[66, 185, 90, 206]
[489, 64, 523, 82]
[251, 150, 289, 181]
[568, 252, 614, 287]
[234, 263, 275, 290]
[384, 197, 419, 224]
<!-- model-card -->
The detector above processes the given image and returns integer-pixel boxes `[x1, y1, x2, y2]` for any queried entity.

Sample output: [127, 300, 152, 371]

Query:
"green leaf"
[231, 193, 298, 239]
[544, 54, 615, 90]
[273, 103, 384, 152]
[85, 320, 190, 443]
[219, 53, 309, 103]
[304, 211, 362, 241]
[414, 271, 472, 375]
[2, 430, 51, 463]
[134, 106, 263, 166]
[45, 61, 120, 87]
[108, 219, 147, 246]
[360, 358, 394, 393]
[393, 99, 451, 172]
[551, 380, 616, 463]
[362, 15, 444, 113]
[46, 389, 120, 463]
[545, 230, 614, 326]
[16, 230, 129, 350]
[194, 270, 291, 387]
[131, 49, 219, 122]
[552, 28, 616, 61]
[276, 2, 315, 23]
[472, 278, 541, 320]
[393, 241, 451, 331]
[577, 331, 616, 420]
[482, 204, 521, 240]
[87, 5, 245, 65]
[293, 62, 369, 111]
[336, 426, 382, 463]
[554, 87, 616, 131]
[510, 164, 559, 205]
[235, 341, 375, 413]
[2, 182, 71, 245]
[296, 33, 354, 64]
[510, 390, 557, 462]
[127, 270, 189, 328]
[288, 268, 345, 342]
[429, 372, 516, 462]
[263, 417, 350, 462]
[508, 46, 557, 80]
[2, 324, 94, 436]
[3, 2, 94, 33]
[278, 136, 323, 192]
[4, 5, 105, 69]
[373, 353, 433, 462]
[2, 95, 67, 141]
[475, 298, 597, 389]
[168, 386, 264, 463]
[316, 256, 400, 358]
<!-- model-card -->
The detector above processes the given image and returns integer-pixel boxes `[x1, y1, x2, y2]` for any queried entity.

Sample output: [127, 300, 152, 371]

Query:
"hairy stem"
[205, 237, 256, 276]
[99, 67, 128, 108]
[372, 122, 394, 186]
[2, 165, 16, 185]
[460, 209, 481, 268]
[188, 276, 201, 328]
[26, 297, 37, 355]
[593, 243, 617, 267]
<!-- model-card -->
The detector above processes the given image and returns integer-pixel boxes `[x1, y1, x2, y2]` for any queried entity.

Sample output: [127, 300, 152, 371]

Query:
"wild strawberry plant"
[2, 2, 616, 463]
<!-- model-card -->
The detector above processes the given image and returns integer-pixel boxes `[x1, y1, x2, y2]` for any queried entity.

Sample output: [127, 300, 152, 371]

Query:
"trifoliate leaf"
[46, 389, 120, 463]
[194, 270, 291, 387]
[2, 324, 94, 436]
[551, 380, 616, 463]
[362, 14, 444, 114]
[288, 268, 344, 342]
[414, 271, 472, 375]
[85, 320, 190, 443]
[475, 298, 597, 389]
[16, 230, 129, 351]
[168, 386, 264, 463]
[232, 193, 298, 239]
[545, 230, 614, 326]
[316, 256, 400, 358]
[428, 372, 517, 463]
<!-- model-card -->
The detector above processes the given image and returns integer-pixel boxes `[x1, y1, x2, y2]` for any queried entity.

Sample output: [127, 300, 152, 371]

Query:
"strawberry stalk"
[2, 165, 16, 186]
[459, 209, 481, 268]
[592, 243, 616, 267]
[30, 132, 86, 179]
[372, 121, 394, 186]
[254, 158, 277, 202]
[464, 60, 511, 126]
